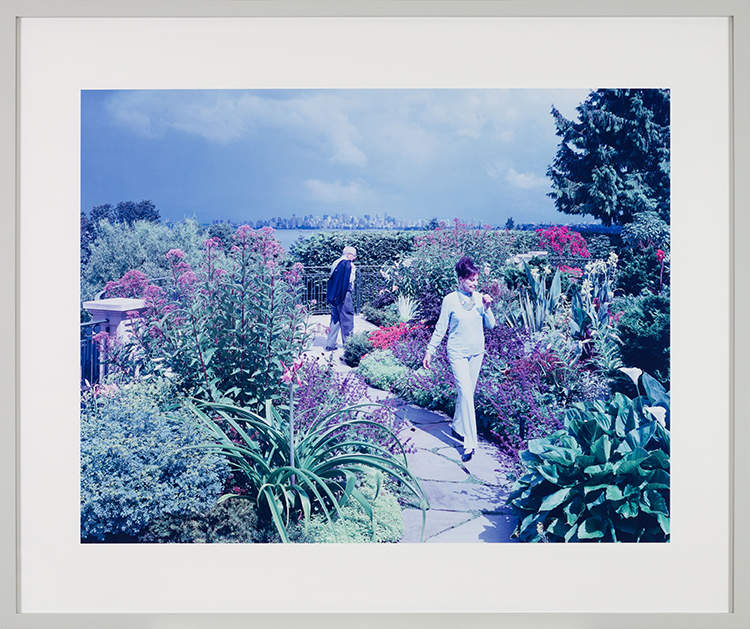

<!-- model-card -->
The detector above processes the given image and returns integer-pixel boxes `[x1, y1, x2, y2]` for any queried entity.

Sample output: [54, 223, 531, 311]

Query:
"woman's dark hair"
[455, 255, 480, 279]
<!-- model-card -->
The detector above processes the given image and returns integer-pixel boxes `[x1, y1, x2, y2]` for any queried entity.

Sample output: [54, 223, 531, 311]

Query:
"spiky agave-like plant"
[187, 399, 429, 543]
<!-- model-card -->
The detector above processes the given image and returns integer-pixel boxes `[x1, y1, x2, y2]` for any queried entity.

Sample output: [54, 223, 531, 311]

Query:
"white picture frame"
[1, 1, 748, 628]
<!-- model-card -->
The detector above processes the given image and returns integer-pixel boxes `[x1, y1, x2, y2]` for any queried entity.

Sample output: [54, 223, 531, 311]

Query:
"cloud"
[104, 90, 368, 165]
[305, 178, 370, 203]
[505, 167, 549, 190]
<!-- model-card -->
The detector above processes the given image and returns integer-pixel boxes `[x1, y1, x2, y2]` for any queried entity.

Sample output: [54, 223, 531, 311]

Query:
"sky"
[80, 88, 594, 227]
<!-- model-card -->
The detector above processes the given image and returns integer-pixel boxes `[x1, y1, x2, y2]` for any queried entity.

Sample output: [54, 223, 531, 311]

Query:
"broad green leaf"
[605, 485, 625, 501]
[591, 434, 612, 464]
[641, 372, 668, 404]
[564, 523, 578, 542]
[626, 422, 657, 451]
[656, 513, 670, 536]
[616, 498, 639, 519]
[640, 489, 669, 516]
[648, 469, 671, 488]
[577, 517, 606, 540]
[563, 497, 585, 526]
[539, 487, 574, 511]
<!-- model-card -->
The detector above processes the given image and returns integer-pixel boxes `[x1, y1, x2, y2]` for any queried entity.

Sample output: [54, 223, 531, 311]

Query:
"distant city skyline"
[81, 88, 595, 227]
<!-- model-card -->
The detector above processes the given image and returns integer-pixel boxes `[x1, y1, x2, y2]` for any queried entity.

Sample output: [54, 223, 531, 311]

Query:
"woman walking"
[422, 256, 495, 462]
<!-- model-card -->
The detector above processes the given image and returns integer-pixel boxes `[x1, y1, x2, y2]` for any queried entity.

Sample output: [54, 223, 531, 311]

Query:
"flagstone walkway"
[304, 314, 519, 543]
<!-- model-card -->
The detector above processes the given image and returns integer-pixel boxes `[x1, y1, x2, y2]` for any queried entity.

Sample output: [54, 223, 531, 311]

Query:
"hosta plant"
[188, 397, 428, 543]
[506, 369, 670, 542]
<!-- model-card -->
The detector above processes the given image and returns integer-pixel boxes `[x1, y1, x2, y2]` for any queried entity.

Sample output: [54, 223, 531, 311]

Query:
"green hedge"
[290, 230, 416, 266]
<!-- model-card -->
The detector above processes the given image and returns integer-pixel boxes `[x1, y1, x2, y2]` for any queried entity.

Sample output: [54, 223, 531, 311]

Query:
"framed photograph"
[1, 1, 748, 628]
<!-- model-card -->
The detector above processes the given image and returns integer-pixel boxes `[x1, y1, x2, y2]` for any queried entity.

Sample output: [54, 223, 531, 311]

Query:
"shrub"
[368, 322, 415, 350]
[361, 303, 400, 328]
[357, 350, 410, 391]
[620, 211, 670, 251]
[292, 355, 410, 454]
[343, 331, 374, 367]
[614, 291, 670, 388]
[291, 231, 415, 266]
[583, 234, 614, 259]
[536, 225, 590, 261]
[507, 370, 670, 543]
[188, 392, 428, 543]
[140, 499, 279, 543]
[380, 220, 529, 323]
[616, 246, 669, 296]
[296, 473, 404, 543]
[80, 378, 230, 541]
[81, 218, 204, 303]
[102, 226, 308, 412]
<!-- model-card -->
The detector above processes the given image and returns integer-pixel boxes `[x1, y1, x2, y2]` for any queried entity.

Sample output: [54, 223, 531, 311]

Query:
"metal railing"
[300, 265, 386, 315]
[80, 319, 108, 389]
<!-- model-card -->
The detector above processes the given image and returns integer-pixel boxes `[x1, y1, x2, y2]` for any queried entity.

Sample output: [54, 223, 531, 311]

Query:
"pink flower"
[166, 249, 186, 262]
[280, 357, 305, 385]
[202, 237, 223, 250]
[656, 249, 666, 262]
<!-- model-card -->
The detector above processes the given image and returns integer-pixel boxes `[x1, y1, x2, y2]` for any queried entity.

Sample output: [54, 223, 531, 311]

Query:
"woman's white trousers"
[448, 351, 483, 452]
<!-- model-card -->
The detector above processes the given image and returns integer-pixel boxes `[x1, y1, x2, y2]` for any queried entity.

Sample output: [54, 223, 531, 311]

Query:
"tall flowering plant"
[569, 252, 623, 374]
[102, 226, 309, 412]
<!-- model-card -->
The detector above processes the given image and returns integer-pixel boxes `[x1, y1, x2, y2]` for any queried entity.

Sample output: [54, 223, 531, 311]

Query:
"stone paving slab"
[426, 513, 518, 544]
[405, 450, 469, 482]
[395, 404, 451, 425]
[419, 479, 511, 513]
[399, 508, 475, 543]
[401, 424, 457, 450]
[304, 322, 520, 543]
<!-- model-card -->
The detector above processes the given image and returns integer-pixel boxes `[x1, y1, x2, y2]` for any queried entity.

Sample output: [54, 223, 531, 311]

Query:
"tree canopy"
[546, 89, 670, 227]
[81, 200, 161, 267]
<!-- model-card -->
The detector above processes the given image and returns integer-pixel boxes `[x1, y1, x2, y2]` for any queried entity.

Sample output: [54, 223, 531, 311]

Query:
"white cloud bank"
[304, 178, 370, 203]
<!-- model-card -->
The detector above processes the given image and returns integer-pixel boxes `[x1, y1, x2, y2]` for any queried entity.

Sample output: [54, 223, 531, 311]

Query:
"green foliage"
[381, 221, 534, 325]
[361, 303, 400, 328]
[396, 295, 420, 323]
[620, 211, 670, 251]
[583, 234, 615, 260]
[614, 291, 670, 388]
[188, 398, 428, 543]
[291, 231, 416, 266]
[81, 218, 204, 302]
[357, 350, 410, 391]
[568, 255, 623, 376]
[616, 246, 669, 296]
[81, 200, 161, 267]
[516, 262, 562, 333]
[108, 226, 308, 412]
[80, 377, 230, 541]
[141, 498, 279, 543]
[507, 371, 670, 542]
[547, 89, 670, 226]
[343, 330, 374, 368]
[297, 473, 404, 543]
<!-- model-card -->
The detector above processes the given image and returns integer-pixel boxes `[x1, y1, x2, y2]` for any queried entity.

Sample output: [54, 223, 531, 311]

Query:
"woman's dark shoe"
[450, 428, 464, 442]
[461, 450, 474, 463]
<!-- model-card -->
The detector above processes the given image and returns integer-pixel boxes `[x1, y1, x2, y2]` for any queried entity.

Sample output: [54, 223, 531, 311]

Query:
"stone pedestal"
[82, 298, 147, 341]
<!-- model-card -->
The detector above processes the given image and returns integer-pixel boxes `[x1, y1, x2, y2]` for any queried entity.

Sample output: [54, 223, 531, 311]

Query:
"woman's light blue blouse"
[426, 290, 496, 358]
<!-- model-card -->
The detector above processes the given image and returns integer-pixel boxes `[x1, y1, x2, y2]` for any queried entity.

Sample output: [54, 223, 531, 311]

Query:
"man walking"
[325, 246, 357, 351]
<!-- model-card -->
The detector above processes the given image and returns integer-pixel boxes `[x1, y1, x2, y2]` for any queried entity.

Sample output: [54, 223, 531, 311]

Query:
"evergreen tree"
[546, 89, 670, 226]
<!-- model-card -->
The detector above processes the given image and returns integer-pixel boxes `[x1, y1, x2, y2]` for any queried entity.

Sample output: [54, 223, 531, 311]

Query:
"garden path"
[304, 314, 519, 543]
